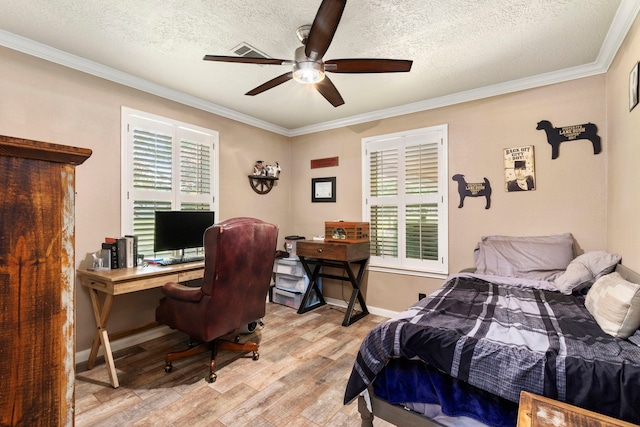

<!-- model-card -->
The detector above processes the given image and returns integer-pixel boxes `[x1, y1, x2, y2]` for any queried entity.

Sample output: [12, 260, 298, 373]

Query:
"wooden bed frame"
[356, 263, 640, 427]
[358, 385, 445, 427]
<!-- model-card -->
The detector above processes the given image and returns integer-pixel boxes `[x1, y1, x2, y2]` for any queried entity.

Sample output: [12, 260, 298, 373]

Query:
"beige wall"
[0, 46, 292, 353]
[606, 13, 640, 273]
[2, 13, 637, 351]
[291, 76, 608, 311]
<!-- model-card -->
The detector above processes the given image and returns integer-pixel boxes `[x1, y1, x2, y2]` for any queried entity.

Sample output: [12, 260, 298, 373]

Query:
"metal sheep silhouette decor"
[535, 120, 602, 159]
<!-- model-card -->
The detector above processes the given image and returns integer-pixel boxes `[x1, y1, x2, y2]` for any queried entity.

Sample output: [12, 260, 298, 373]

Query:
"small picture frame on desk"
[312, 177, 336, 202]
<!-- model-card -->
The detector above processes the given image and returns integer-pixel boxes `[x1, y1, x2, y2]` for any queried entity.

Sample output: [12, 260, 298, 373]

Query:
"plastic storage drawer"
[272, 287, 320, 310]
[273, 258, 304, 276]
[275, 273, 309, 293]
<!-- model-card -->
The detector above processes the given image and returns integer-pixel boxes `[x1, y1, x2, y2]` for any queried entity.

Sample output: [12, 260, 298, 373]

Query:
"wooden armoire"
[0, 135, 92, 426]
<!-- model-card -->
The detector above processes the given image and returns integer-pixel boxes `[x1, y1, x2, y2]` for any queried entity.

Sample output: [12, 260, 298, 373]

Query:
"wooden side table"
[517, 391, 638, 427]
[296, 241, 370, 326]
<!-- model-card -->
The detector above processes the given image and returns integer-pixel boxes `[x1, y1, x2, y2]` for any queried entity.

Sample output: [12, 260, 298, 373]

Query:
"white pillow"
[585, 272, 640, 339]
[554, 251, 621, 295]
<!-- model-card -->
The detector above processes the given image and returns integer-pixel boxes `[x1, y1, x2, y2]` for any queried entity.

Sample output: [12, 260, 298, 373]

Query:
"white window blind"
[180, 140, 212, 195]
[363, 125, 448, 275]
[132, 129, 173, 192]
[121, 107, 219, 258]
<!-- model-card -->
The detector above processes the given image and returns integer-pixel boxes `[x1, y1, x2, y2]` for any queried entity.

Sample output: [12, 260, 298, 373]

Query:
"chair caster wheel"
[252, 351, 259, 361]
[208, 372, 217, 383]
[165, 362, 173, 373]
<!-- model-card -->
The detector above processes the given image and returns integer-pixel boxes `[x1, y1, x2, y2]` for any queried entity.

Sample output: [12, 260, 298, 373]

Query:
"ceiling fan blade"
[314, 75, 345, 107]
[203, 55, 289, 65]
[305, 0, 346, 60]
[325, 59, 413, 73]
[245, 72, 293, 96]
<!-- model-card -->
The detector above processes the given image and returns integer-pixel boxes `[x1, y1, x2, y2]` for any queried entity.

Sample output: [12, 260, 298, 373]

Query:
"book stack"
[102, 235, 138, 269]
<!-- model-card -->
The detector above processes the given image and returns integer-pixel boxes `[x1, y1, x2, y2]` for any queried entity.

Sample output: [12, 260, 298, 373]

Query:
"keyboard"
[157, 256, 204, 266]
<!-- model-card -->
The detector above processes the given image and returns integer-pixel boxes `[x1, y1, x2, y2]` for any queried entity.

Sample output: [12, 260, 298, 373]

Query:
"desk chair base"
[164, 337, 260, 383]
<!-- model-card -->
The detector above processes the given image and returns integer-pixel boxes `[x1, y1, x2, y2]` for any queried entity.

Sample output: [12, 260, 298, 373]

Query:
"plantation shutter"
[133, 201, 171, 257]
[404, 141, 439, 262]
[132, 129, 173, 192]
[130, 128, 174, 256]
[363, 125, 448, 274]
[180, 139, 211, 195]
[369, 145, 399, 259]
[123, 108, 219, 258]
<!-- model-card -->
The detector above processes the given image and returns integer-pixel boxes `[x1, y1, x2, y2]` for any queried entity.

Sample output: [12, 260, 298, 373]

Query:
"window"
[362, 125, 448, 276]
[121, 107, 219, 258]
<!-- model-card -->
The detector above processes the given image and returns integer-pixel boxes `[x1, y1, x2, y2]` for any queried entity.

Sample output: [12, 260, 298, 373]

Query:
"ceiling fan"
[203, 0, 413, 107]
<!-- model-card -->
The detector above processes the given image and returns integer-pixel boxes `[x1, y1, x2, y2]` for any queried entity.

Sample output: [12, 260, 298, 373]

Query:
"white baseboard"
[75, 325, 174, 364]
[74, 300, 398, 364]
[322, 296, 399, 319]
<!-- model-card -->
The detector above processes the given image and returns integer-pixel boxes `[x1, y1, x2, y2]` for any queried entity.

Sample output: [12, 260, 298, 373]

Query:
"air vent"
[232, 42, 270, 60]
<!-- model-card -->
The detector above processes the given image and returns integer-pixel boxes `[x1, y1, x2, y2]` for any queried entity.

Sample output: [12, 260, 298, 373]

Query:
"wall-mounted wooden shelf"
[248, 175, 278, 194]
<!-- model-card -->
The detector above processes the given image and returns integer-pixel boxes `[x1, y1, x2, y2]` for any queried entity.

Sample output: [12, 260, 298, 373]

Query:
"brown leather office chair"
[155, 217, 278, 382]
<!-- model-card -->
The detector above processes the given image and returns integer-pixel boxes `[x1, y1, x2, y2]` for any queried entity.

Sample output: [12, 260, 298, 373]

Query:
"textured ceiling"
[0, 0, 637, 135]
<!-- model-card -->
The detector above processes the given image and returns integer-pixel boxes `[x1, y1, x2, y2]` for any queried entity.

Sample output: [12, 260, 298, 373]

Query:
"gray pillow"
[554, 251, 621, 295]
[480, 233, 574, 244]
[628, 329, 640, 347]
[475, 238, 574, 281]
[474, 233, 574, 265]
[585, 272, 640, 339]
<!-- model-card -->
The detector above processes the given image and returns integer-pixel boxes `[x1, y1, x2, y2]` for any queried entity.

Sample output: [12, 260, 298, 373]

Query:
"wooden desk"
[517, 391, 638, 427]
[296, 241, 370, 326]
[77, 262, 204, 388]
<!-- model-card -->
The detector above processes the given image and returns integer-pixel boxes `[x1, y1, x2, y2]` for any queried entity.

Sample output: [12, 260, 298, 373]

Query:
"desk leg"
[342, 259, 370, 327]
[87, 289, 120, 388]
[297, 257, 327, 314]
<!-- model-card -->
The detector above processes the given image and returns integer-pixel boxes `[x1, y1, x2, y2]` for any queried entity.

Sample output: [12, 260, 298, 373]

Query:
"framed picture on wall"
[630, 61, 639, 111]
[504, 146, 536, 192]
[311, 177, 336, 202]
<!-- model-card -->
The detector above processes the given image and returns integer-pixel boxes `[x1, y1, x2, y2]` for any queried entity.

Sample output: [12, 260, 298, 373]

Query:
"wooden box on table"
[324, 221, 370, 243]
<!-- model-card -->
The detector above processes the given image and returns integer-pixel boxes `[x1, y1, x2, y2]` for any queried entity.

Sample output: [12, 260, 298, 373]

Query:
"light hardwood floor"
[75, 302, 396, 427]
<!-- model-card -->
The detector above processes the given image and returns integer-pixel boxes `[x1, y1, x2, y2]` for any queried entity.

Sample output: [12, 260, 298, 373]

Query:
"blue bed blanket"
[344, 275, 640, 424]
[374, 358, 518, 427]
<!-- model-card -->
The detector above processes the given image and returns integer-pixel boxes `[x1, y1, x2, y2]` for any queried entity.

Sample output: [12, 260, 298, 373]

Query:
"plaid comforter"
[344, 274, 640, 423]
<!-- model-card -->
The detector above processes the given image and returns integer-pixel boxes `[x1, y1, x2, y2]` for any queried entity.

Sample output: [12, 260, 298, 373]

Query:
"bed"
[344, 234, 640, 427]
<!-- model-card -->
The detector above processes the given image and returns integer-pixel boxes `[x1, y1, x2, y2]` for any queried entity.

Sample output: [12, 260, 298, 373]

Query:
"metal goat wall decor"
[452, 174, 492, 209]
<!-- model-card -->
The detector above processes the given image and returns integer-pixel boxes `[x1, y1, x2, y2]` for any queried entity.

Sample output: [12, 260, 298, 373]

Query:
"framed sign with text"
[504, 145, 536, 192]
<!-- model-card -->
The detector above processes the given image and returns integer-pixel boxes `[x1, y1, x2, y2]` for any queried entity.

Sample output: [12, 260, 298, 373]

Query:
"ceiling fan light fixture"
[203, 2, 412, 107]
[293, 61, 325, 84]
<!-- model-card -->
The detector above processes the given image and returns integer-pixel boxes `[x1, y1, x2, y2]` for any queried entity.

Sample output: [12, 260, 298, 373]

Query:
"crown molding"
[291, 0, 640, 136]
[288, 61, 607, 137]
[1, 0, 638, 138]
[596, 0, 640, 69]
[0, 29, 290, 136]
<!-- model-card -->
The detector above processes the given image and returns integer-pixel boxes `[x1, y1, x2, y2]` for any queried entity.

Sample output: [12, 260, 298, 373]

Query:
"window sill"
[368, 264, 448, 280]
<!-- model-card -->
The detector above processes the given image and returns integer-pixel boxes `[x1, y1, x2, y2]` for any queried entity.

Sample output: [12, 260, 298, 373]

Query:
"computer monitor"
[153, 210, 215, 253]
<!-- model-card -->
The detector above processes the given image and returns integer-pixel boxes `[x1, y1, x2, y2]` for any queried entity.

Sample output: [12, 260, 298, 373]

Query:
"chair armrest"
[161, 282, 204, 303]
